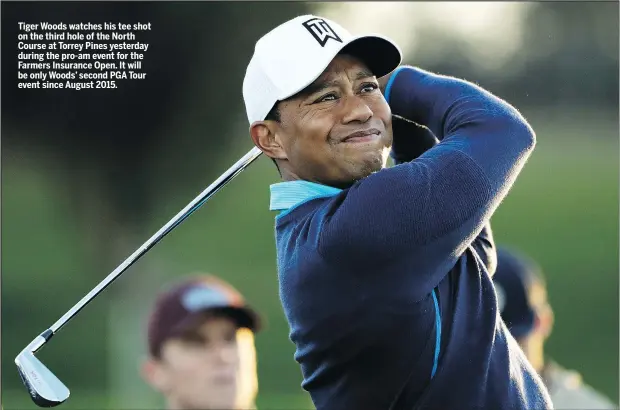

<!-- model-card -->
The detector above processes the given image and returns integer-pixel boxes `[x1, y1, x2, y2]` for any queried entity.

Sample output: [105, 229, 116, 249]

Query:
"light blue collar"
[269, 180, 342, 216]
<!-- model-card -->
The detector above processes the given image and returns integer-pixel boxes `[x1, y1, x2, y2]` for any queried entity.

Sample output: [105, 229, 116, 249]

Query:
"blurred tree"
[399, 2, 618, 111]
[512, 2, 618, 108]
[3, 1, 311, 233]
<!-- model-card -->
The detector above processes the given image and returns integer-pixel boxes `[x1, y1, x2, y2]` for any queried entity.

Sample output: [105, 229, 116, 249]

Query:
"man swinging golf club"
[242, 14, 553, 409]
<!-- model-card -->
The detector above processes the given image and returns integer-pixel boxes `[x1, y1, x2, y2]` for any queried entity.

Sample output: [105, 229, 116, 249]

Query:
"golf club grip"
[47, 146, 263, 336]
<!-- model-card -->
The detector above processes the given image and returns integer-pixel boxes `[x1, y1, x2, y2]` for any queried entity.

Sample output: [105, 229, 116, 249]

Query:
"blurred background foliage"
[2, 2, 618, 409]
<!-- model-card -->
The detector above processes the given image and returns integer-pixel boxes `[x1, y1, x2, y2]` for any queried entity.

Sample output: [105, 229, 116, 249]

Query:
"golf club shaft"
[37, 147, 263, 348]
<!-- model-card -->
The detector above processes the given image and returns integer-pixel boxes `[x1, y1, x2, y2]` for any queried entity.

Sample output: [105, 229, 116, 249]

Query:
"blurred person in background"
[140, 274, 261, 410]
[493, 247, 618, 409]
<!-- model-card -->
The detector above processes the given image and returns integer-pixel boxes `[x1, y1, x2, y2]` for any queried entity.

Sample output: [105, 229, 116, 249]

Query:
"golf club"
[15, 146, 263, 407]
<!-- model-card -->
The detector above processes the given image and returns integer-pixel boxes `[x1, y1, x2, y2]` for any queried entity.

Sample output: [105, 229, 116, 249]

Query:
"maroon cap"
[147, 274, 261, 357]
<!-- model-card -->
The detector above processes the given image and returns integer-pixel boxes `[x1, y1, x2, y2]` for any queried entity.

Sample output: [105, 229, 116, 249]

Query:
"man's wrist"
[381, 65, 435, 123]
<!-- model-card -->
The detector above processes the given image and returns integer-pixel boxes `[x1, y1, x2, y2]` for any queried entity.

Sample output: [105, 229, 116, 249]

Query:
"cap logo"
[302, 18, 342, 47]
[495, 284, 507, 313]
[181, 286, 229, 312]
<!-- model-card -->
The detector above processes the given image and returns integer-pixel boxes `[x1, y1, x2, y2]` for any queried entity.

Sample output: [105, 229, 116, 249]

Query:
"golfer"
[242, 14, 553, 410]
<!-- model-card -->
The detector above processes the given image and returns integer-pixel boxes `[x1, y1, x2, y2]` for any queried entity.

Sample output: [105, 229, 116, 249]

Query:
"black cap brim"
[340, 35, 402, 79]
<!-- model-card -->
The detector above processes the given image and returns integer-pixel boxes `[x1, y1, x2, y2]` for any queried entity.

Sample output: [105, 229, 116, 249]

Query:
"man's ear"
[140, 357, 169, 393]
[249, 121, 287, 161]
[539, 305, 554, 339]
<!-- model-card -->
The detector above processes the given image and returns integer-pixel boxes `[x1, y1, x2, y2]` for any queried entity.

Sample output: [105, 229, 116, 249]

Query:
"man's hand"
[391, 114, 439, 163]
[379, 68, 439, 162]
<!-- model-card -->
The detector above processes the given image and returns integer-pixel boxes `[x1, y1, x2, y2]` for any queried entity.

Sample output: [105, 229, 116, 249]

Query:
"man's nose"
[341, 95, 373, 124]
[212, 343, 237, 364]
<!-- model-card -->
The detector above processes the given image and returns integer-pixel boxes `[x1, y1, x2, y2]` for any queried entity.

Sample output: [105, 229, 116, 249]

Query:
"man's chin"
[333, 159, 386, 189]
[196, 394, 236, 410]
[359, 152, 388, 176]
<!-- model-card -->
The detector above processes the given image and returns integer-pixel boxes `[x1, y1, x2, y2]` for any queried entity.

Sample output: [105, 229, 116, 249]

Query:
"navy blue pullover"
[269, 66, 553, 410]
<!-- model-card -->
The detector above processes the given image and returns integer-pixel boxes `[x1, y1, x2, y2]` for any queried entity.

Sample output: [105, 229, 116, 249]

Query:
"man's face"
[142, 314, 257, 410]
[251, 54, 393, 188]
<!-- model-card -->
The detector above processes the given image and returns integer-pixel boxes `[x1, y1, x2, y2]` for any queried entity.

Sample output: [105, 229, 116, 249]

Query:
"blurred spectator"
[140, 274, 261, 410]
[493, 247, 618, 409]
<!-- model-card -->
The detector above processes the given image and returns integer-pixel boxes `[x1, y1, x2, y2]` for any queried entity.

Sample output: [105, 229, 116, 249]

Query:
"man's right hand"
[380, 68, 440, 163]
[391, 114, 439, 164]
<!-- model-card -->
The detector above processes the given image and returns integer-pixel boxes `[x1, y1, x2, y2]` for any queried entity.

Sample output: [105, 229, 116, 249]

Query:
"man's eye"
[361, 83, 379, 93]
[314, 93, 337, 104]
[225, 332, 237, 343]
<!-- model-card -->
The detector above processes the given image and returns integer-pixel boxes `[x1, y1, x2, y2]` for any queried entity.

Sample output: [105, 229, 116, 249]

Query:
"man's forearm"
[382, 65, 535, 194]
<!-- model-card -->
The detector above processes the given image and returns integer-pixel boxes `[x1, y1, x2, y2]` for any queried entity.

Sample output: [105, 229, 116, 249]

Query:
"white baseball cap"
[242, 15, 402, 125]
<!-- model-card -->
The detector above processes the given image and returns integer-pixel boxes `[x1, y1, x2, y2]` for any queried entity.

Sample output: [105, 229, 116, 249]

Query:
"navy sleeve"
[389, 113, 497, 278]
[317, 66, 534, 295]
[470, 223, 497, 277]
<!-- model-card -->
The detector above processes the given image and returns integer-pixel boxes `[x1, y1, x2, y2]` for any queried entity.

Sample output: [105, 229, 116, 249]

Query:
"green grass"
[1, 390, 111, 410]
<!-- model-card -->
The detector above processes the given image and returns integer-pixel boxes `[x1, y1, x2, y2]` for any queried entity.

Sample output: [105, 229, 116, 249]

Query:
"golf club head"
[15, 336, 70, 407]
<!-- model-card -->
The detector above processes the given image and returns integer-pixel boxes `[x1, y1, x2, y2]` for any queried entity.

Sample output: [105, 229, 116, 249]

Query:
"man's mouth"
[341, 129, 381, 144]
[212, 373, 236, 384]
